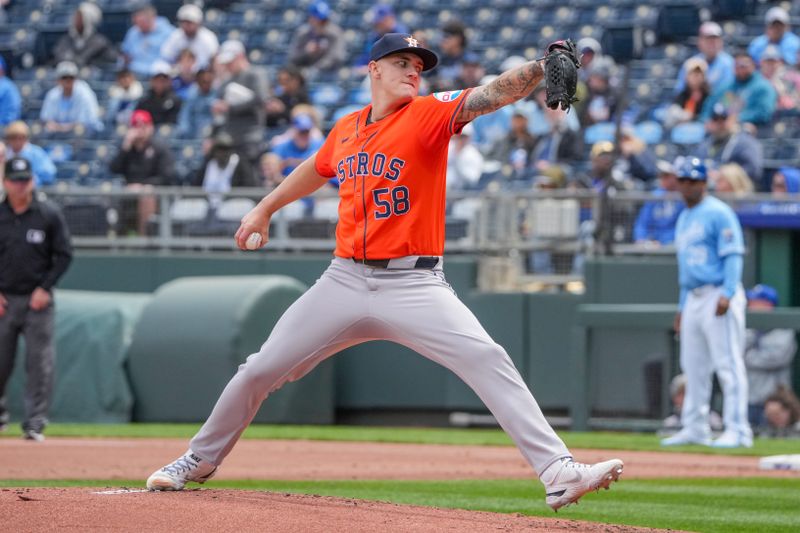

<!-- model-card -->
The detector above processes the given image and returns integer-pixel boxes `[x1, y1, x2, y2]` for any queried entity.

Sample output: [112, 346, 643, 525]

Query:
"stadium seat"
[669, 121, 705, 146]
[634, 120, 664, 145]
[584, 121, 617, 145]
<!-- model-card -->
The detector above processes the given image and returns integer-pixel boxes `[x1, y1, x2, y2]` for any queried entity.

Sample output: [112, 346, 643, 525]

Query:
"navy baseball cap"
[4, 157, 33, 181]
[746, 284, 779, 306]
[369, 33, 439, 71]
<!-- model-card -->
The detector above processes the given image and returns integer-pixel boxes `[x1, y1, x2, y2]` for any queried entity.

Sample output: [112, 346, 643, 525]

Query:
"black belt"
[352, 257, 440, 269]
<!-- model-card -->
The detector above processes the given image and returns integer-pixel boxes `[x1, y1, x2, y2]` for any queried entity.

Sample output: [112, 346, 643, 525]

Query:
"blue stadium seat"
[584, 121, 616, 144]
[310, 83, 345, 107]
[634, 120, 664, 145]
[669, 121, 705, 146]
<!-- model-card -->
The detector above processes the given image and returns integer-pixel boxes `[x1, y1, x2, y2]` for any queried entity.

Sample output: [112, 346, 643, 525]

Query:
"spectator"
[121, 2, 175, 77]
[269, 103, 324, 147]
[771, 166, 800, 195]
[531, 104, 584, 171]
[619, 126, 658, 184]
[136, 61, 182, 126]
[160, 3, 218, 70]
[743, 284, 797, 430]
[447, 123, 483, 190]
[354, 4, 409, 67]
[213, 40, 269, 164]
[176, 68, 216, 139]
[705, 52, 777, 126]
[40, 61, 102, 133]
[106, 68, 143, 127]
[272, 114, 326, 215]
[633, 159, 684, 246]
[665, 57, 711, 128]
[712, 163, 753, 197]
[258, 152, 284, 188]
[272, 114, 324, 176]
[3, 122, 56, 187]
[758, 44, 800, 112]
[172, 49, 199, 100]
[763, 385, 800, 437]
[578, 60, 618, 127]
[431, 20, 468, 91]
[287, 1, 346, 78]
[660, 374, 723, 435]
[453, 52, 484, 89]
[109, 110, 176, 234]
[265, 65, 310, 128]
[748, 6, 800, 67]
[0, 156, 73, 441]
[675, 21, 734, 94]
[694, 103, 764, 190]
[0, 56, 21, 127]
[191, 132, 258, 208]
[486, 112, 538, 181]
[53, 2, 118, 68]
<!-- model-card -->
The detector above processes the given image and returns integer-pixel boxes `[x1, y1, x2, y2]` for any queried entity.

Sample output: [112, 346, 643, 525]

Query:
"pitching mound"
[1, 487, 672, 532]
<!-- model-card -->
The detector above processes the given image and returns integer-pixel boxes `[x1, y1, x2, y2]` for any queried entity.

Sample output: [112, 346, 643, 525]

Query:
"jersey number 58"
[373, 186, 410, 219]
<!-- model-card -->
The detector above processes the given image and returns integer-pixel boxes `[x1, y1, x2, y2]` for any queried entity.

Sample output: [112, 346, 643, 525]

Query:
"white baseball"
[245, 232, 262, 250]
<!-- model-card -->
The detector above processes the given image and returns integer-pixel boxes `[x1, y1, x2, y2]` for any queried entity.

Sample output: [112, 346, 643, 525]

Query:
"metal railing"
[29, 185, 799, 287]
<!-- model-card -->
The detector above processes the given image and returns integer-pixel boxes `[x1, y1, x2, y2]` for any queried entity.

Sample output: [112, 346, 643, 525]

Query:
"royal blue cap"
[369, 33, 439, 71]
[746, 284, 779, 306]
[308, 1, 330, 20]
[292, 114, 314, 131]
[372, 4, 394, 24]
[677, 157, 708, 181]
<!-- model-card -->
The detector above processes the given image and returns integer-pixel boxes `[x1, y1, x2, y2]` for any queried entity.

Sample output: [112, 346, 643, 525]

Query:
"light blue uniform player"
[663, 158, 752, 448]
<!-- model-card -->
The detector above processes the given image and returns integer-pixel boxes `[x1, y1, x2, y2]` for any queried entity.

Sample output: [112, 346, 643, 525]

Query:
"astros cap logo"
[404, 36, 418, 48]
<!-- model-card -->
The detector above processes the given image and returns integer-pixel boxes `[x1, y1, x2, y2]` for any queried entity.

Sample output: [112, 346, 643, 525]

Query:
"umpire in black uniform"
[0, 157, 72, 441]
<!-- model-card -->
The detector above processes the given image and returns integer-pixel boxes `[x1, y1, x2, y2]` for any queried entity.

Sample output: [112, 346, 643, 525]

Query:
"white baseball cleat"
[660, 430, 712, 447]
[711, 430, 753, 448]
[146, 450, 217, 491]
[541, 457, 624, 511]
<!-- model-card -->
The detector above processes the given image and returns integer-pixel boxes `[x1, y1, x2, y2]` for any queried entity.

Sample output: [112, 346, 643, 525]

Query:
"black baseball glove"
[543, 39, 581, 111]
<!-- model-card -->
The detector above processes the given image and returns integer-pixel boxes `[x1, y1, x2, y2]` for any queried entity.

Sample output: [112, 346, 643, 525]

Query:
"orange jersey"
[315, 90, 470, 259]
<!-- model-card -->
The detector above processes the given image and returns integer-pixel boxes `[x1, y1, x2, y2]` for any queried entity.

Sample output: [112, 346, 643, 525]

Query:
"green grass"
[2, 423, 798, 456]
[2, 478, 798, 533]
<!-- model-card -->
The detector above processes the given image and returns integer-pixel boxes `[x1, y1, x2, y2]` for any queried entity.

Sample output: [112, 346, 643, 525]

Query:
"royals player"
[147, 33, 623, 509]
[663, 158, 752, 448]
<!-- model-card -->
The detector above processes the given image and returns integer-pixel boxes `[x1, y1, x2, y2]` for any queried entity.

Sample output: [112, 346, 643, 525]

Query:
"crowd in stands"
[0, 1, 798, 244]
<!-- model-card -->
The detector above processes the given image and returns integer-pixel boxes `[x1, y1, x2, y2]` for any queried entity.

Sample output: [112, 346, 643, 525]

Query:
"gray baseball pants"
[0, 294, 55, 432]
[190, 257, 571, 476]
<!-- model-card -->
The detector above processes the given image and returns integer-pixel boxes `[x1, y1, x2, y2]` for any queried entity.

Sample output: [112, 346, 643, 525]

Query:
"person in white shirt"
[160, 4, 219, 70]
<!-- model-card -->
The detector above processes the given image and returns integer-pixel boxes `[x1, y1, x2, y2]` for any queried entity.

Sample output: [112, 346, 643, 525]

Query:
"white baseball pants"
[190, 257, 571, 476]
[679, 284, 751, 440]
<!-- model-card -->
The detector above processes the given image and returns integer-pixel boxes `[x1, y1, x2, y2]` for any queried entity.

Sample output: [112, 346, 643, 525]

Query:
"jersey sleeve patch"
[433, 90, 463, 102]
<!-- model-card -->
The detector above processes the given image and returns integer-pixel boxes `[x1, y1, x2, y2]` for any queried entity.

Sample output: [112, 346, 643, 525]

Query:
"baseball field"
[1, 424, 799, 532]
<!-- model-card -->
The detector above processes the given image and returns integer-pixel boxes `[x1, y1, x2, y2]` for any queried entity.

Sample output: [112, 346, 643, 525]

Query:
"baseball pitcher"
[147, 33, 623, 510]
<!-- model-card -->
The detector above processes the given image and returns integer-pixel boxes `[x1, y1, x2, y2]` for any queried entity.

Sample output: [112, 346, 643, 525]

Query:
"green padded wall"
[525, 292, 582, 410]
[7, 290, 151, 423]
[127, 275, 335, 424]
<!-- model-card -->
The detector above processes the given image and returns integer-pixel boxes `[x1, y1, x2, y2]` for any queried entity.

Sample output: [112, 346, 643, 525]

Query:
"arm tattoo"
[459, 61, 545, 123]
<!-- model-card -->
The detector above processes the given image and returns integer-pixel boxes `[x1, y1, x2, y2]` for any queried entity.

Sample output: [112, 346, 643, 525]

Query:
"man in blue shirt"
[3, 122, 56, 187]
[675, 21, 734, 95]
[39, 62, 103, 133]
[633, 160, 684, 246]
[121, 3, 175, 77]
[176, 68, 215, 139]
[663, 158, 752, 448]
[748, 6, 800, 66]
[0, 56, 21, 127]
[272, 114, 327, 216]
